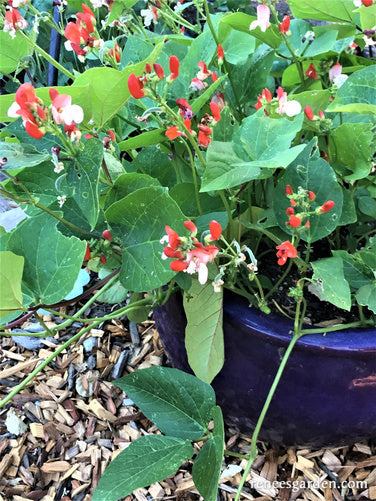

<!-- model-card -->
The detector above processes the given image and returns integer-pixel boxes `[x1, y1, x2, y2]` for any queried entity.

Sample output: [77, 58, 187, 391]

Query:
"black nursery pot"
[154, 291, 376, 447]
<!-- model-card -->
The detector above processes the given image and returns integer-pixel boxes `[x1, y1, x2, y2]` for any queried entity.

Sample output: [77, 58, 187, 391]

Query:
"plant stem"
[264, 259, 293, 301]
[181, 139, 203, 216]
[19, 31, 75, 82]
[235, 333, 301, 501]
[224, 450, 249, 459]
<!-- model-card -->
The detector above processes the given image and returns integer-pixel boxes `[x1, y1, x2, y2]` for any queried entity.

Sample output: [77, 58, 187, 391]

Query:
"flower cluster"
[255, 87, 302, 117]
[64, 4, 103, 61]
[161, 220, 222, 285]
[7, 83, 84, 140]
[3, 1, 28, 39]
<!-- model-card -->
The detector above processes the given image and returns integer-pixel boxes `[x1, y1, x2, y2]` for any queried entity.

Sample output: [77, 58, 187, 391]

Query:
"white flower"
[141, 7, 158, 27]
[249, 4, 270, 32]
[57, 195, 67, 207]
[332, 74, 348, 88]
[353, 0, 362, 6]
[53, 161, 65, 174]
[283, 100, 302, 117]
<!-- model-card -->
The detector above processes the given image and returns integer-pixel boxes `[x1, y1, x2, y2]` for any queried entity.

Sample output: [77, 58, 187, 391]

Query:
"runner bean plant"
[0, 0, 375, 499]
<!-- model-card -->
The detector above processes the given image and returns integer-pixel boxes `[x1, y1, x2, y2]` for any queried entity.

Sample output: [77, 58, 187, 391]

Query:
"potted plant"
[0, 0, 375, 499]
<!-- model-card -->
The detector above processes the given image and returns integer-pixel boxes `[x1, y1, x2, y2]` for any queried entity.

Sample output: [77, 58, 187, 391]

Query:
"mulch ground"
[1, 309, 376, 501]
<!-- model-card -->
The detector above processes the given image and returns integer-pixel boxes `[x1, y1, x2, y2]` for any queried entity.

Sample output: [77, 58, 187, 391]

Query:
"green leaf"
[332, 250, 373, 289]
[106, 0, 139, 27]
[8, 212, 86, 305]
[273, 140, 343, 243]
[193, 406, 224, 501]
[72, 43, 163, 127]
[327, 66, 376, 114]
[118, 129, 168, 151]
[0, 30, 33, 75]
[0, 251, 24, 318]
[169, 183, 223, 218]
[220, 13, 282, 49]
[222, 30, 255, 65]
[105, 187, 186, 292]
[356, 283, 376, 314]
[114, 366, 216, 439]
[126, 292, 151, 323]
[0, 143, 50, 170]
[134, 146, 177, 187]
[184, 278, 224, 384]
[329, 123, 374, 180]
[359, 3, 376, 30]
[311, 257, 351, 311]
[92, 435, 194, 501]
[104, 173, 161, 209]
[289, 0, 355, 23]
[201, 114, 305, 192]
[67, 138, 103, 230]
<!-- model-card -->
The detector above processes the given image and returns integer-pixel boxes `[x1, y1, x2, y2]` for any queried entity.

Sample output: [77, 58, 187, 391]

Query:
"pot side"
[154, 291, 376, 447]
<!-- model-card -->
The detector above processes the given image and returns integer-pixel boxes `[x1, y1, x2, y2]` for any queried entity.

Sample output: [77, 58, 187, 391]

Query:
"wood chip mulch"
[1, 311, 376, 501]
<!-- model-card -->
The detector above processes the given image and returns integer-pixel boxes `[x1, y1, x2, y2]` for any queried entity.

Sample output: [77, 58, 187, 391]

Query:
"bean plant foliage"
[0, 0, 376, 498]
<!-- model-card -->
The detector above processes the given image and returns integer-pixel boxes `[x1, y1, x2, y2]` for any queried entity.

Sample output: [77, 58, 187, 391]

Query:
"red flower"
[286, 207, 295, 215]
[128, 73, 145, 99]
[84, 243, 91, 261]
[209, 220, 222, 241]
[167, 55, 180, 82]
[100, 254, 107, 264]
[190, 77, 207, 91]
[165, 225, 181, 250]
[210, 102, 221, 123]
[288, 215, 301, 228]
[362, 0, 373, 5]
[102, 230, 112, 242]
[304, 105, 314, 120]
[290, 198, 296, 207]
[7, 83, 46, 139]
[198, 125, 213, 147]
[319, 110, 325, 119]
[307, 191, 316, 201]
[211, 71, 218, 82]
[165, 118, 192, 140]
[153, 63, 164, 79]
[176, 98, 193, 119]
[279, 15, 290, 33]
[197, 61, 210, 80]
[170, 259, 188, 272]
[319, 201, 335, 213]
[4, 8, 28, 36]
[305, 63, 318, 80]
[145, 63, 152, 73]
[285, 185, 293, 195]
[217, 44, 224, 64]
[255, 88, 272, 110]
[276, 241, 297, 266]
[184, 221, 197, 233]
[110, 43, 121, 63]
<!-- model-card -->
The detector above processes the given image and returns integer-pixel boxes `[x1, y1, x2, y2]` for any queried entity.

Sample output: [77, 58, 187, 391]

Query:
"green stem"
[235, 333, 301, 501]
[19, 31, 75, 81]
[301, 319, 373, 335]
[224, 450, 249, 459]
[264, 259, 293, 301]
[202, 0, 242, 116]
[181, 139, 203, 216]
[219, 190, 232, 224]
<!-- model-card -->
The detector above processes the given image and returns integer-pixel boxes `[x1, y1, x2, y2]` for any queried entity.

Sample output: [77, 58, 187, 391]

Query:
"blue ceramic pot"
[154, 291, 376, 447]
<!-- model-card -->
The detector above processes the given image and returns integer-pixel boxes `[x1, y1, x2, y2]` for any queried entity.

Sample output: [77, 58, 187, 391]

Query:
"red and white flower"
[328, 62, 348, 87]
[276, 241, 297, 266]
[276, 87, 302, 117]
[4, 8, 28, 38]
[249, 4, 270, 32]
[49, 89, 84, 125]
[7, 83, 46, 139]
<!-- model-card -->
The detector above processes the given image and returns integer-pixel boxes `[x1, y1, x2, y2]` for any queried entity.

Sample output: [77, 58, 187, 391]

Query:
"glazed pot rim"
[224, 291, 376, 355]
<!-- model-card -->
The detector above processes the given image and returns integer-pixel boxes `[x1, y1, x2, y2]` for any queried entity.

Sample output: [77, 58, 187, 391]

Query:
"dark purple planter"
[154, 291, 376, 447]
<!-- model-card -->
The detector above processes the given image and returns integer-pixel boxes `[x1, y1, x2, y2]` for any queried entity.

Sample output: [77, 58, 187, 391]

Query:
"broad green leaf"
[114, 366, 216, 439]
[356, 283, 376, 314]
[201, 114, 305, 192]
[358, 196, 376, 218]
[333, 251, 373, 289]
[118, 129, 168, 151]
[304, 30, 339, 57]
[169, 183, 223, 218]
[273, 140, 343, 243]
[0, 30, 33, 75]
[289, 0, 355, 23]
[105, 187, 186, 292]
[0, 252, 24, 318]
[0, 143, 50, 170]
[8, 212, 86, 305]
[222, 30, 255, 65]
[104, 172, 160, 209]
[72, 43, 163, 127]
[220, 13, 282, 49]
[184, 278, 224, 383]
[191, 76, 226, 115]
[327, 66, 376, 114]
[106, 0, 139, 26]
[329, 123, 374, 180]
[133, 146, 177, 187]
[92, 435, 194, 501]
[3, 120, 63, 153]
[311, 257, 351, 311]
[67, 138, 103, 230]
[359, 3, 376, 30]
[126, 292, 151, 323]
[338, 187, 357, 226]
[193, 406, 224, 501]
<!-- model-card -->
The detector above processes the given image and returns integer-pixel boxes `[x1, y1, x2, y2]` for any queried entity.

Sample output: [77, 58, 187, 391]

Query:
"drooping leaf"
[184, 278, 224, 383]
[311, 257, 351, 311]
[8, 212, 86, 305]
[0, 251, 25, 318]
[114, 367, 216, 439]
[356, 283, 376, 314]
[0, 143, 50, 170]
[192, 406, 224, 501]
[92, 435, 194, 501]
[326, 66, 376, 114]
[105, 187, 186, 292]
[104, 172, 160, 209]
